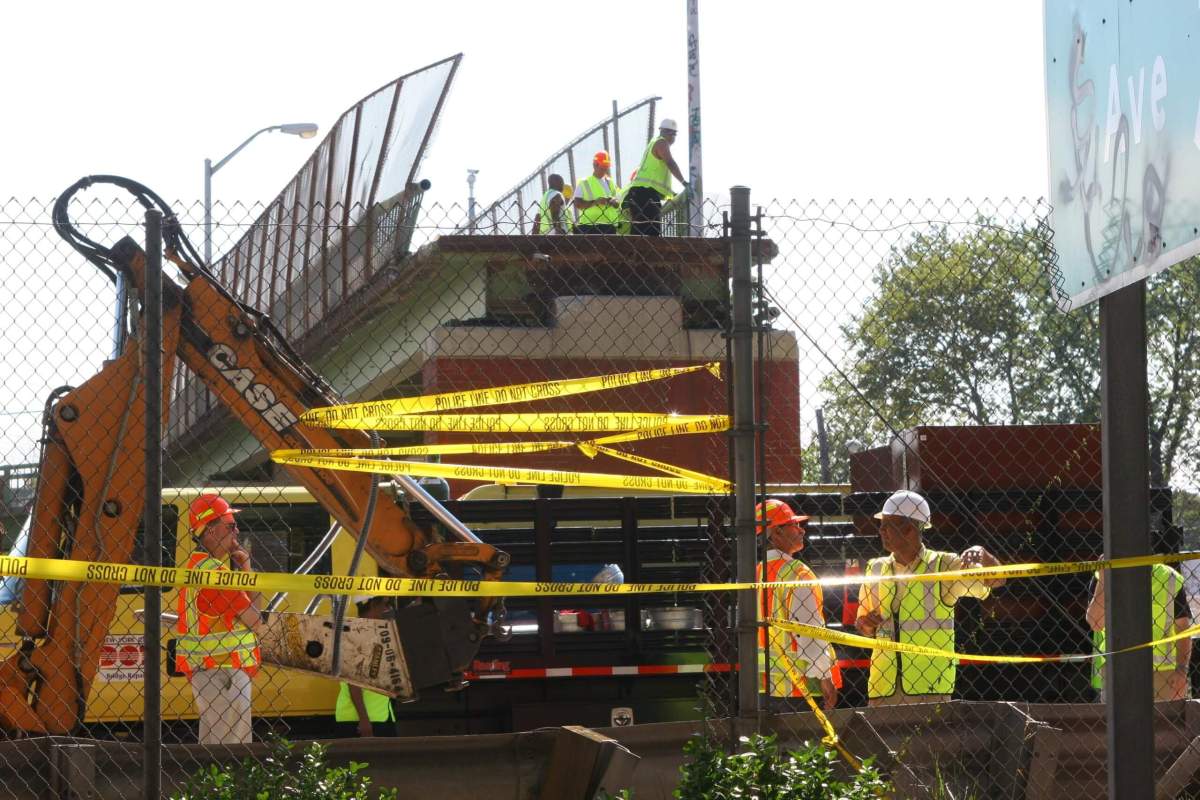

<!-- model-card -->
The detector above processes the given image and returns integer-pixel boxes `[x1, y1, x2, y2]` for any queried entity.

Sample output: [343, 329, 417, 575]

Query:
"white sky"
[0, 0, 1049, 208]
[0, 0, 1051, 464]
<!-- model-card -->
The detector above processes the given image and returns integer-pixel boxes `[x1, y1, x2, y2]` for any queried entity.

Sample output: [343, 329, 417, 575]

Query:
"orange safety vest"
[175, 552, 261, 677]
[757, 556, 839, 697]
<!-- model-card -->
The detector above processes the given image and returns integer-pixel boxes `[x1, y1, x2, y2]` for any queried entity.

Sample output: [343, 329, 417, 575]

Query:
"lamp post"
[203, 122, 318, 265]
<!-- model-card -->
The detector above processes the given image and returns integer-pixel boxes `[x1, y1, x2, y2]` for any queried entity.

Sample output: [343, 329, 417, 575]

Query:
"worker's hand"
[962, 546, 1004, 588]
[856, 610, 882, 638]
[1167, 669, 1190, 701]
[357, 718, 374, 738]
[606, 197, 619, 207]
[230, 548, 252, 572]
[820, 678, 838, 711]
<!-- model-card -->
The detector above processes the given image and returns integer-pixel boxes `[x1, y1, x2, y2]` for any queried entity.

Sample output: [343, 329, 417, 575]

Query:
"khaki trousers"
[190, 668, 253, 745]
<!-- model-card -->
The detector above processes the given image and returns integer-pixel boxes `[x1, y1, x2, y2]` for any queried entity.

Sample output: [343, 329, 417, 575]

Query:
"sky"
[0, 0, 1050, 208]
[0, 0, 1052, 466]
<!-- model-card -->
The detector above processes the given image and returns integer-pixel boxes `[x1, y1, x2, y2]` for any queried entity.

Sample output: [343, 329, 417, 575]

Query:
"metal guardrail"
[0, 462, 36, 511]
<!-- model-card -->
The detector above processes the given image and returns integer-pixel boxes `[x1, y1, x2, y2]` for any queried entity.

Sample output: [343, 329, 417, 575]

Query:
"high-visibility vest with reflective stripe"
[576, 175, 622, 226]
[175, 552, 260, 676]
[537, 189, 570, 233]
[335, 682, 396, 723]
[757, 557, 829, 697]
[629, 137, 673, 197]
[1092, 562, 1181, 688]
[865, 550, 957, 699]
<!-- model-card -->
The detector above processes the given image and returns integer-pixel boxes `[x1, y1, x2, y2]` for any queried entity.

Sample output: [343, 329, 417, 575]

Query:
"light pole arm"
[209, 126, 280, 177]
[203, 126, 280, 265]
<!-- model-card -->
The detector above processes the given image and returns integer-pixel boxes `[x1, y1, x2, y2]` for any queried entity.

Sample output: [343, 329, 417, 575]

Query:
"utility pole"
[686, 0, 704, 236]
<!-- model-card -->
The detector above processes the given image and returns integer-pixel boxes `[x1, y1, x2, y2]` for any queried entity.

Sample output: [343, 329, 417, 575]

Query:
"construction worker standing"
[1086, 562, 1192, 701]
[336, 596, 399, 737]
[855, 490, 1003, 707]
[532, 174, 571, 234]
[176, 494, 265, 745]
[757, 499, 839, 712]
[573, 151, 621, 234]
[623, 118, 688, 236]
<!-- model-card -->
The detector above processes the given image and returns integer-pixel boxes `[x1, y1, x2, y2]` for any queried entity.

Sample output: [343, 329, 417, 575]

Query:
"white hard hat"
[593, 564, 625, 584]
[659, 118, 679, 132]
[350, 594, 374, 605]
[874, 490, 932, 529]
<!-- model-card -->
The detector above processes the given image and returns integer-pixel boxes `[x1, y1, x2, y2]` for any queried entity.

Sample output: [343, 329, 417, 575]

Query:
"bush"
[171, 737, 397, 800]
[673, 733, 889, 800]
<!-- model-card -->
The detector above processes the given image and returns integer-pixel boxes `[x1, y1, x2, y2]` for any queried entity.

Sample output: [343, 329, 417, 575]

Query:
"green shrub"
[171, 737, 397, 800]
[673, 733, 889, 800]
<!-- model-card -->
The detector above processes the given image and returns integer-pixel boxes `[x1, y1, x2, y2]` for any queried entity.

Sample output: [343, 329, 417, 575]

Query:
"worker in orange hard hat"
[756, 498, 839, 712]
[573, 150, 622, 235]
[178, 493, 266, 744]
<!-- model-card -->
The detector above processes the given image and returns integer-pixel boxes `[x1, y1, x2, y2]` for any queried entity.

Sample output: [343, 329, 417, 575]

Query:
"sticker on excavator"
[257, 611, 415, 700]
[97, 634, 145, 682]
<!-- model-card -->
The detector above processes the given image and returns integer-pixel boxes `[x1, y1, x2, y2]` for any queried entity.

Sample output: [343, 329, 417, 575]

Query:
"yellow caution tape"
[770, 616, 1200, 665]
[0, 555, 722, 597]
[587, 444, 732, 491]
[270, 451, 729, 494]
[275, 441, 575, 458]
[3, 552, 1198, 601]
[292, 412, 720, 434]
[778, 658, 863, 771]
[737, 550, 1200, 592]
[301, 362, 722, 427]
[270, 414, 731, 460]
[586, 415, 730, 446]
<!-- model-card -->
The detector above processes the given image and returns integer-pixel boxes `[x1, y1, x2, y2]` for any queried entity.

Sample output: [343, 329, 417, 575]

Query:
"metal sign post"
[1100, 280, 1154, 798]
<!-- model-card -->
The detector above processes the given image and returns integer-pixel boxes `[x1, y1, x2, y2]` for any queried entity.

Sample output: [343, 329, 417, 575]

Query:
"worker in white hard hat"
[855, 490, 1004, 707]
[623, 117, 688, 236]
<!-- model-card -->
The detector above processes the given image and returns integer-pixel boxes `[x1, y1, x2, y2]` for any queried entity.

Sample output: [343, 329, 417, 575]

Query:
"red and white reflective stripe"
[464, 663, 735, 681]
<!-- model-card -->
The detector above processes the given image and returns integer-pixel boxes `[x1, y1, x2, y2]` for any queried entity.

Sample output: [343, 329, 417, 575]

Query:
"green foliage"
[171, 737, 397, 800]
[817, 221, 1200, 488]
[673, 733, 889, 799]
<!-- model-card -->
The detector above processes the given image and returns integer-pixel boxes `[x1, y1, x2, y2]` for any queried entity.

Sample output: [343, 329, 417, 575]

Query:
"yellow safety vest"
[575, 175, 622, 226]
[1093, 562, 1181, 688]
[629, 137, 673, 197]
[537, 189, 570, 233]
[335, 682, 396, 723]
[865, 550, 957, 698]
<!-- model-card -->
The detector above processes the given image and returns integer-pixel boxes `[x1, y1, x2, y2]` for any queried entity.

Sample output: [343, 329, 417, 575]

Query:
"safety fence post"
[730, 186, 759, 718]
[143, 209, 163, 800]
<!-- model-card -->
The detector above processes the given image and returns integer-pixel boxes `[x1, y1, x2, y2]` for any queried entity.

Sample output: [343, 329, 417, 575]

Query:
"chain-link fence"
[0, 189, 740, 798]
[754, 196, 1200, 798]
[2, 186, 1199, 798]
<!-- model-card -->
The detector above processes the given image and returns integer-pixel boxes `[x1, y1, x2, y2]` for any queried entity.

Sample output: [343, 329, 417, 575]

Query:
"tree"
[814, 220, 1200, 490]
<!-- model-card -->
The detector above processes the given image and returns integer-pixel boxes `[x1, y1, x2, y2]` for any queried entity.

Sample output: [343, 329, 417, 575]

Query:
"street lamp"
[203, 122, 319, 264]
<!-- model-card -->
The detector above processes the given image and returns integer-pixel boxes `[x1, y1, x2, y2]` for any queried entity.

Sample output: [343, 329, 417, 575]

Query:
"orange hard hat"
[188, 494, 239, 534]
[593, 150, 612, 167]
[755, 498, 809, 534]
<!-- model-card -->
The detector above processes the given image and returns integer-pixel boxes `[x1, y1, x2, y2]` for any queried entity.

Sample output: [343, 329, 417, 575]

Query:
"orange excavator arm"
[0, 177, 508, 735]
